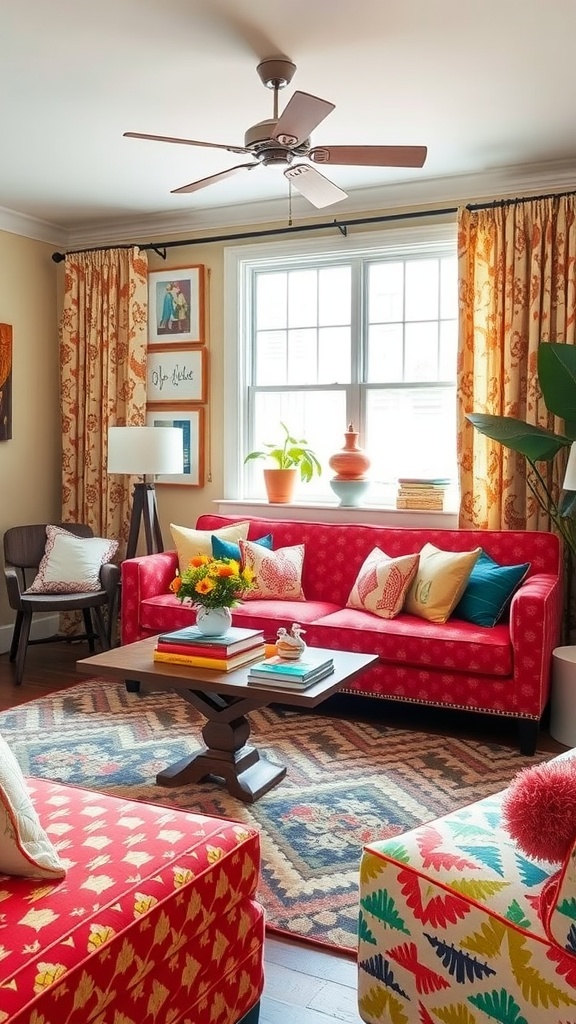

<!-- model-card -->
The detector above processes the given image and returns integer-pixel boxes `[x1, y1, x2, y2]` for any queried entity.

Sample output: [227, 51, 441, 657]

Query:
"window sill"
[215, 499, 459, 529]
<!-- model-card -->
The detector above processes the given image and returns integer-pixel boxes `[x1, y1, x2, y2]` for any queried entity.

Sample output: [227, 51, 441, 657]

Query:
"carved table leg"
[156, 689, 286, 803]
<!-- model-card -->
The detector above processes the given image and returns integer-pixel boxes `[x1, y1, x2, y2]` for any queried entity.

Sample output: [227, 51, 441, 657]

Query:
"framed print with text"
[146, 406, 204, 486]
[147, 347, 207, 404]
[148, 265, 205, 345]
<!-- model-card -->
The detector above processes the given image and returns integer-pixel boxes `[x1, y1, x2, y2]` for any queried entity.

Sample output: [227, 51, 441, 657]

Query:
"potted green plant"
[244, 422, 322, 503]
[466, 341, 576, 556]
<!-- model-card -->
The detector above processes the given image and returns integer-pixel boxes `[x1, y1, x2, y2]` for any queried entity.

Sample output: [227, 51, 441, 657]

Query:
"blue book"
[247, 654, 333, 681]
[158, 625, 263, 655]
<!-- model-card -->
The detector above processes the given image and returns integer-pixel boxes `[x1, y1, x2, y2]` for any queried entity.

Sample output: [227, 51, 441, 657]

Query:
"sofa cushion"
[231, 598, 341, 638]
[0, 735, 66, 879]
[453, 549, 531, 627]
[240, 540, 306, 600]
[26, 525, 118, 595]
[404, 542, 481, 623]
[170, 521, 250, 575]
[346, 548, 419, 619]
[308, 607, 514, 675]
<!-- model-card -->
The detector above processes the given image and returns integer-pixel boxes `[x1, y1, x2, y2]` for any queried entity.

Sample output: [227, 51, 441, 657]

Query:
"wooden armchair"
[3, 523, 119, 685]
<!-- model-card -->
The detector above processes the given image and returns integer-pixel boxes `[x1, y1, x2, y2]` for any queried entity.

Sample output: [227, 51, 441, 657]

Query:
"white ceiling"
[3, 0, 576, 244]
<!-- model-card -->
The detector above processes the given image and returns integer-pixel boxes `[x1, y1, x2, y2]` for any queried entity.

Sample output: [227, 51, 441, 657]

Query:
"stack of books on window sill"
[247, 653, 334, 690]
[153, 625, 266, 671]
[396, 477, 450, 511]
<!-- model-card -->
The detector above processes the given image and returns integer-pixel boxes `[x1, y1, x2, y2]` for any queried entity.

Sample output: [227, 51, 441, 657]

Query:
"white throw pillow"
[170, 521, 250, 575]
[0, 735, 66, 879]
[26, 525, 118, 595]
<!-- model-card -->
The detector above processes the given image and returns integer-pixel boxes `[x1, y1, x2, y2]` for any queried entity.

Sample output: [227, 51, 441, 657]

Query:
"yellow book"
[153, 645, 266, 671]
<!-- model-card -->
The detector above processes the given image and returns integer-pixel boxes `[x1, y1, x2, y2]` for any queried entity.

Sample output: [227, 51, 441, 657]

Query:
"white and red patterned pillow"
[26, 525, 118, 595]
[347, 547, 420, 619]
[0, 735, 66, 878]
[239, 540, 305, 601]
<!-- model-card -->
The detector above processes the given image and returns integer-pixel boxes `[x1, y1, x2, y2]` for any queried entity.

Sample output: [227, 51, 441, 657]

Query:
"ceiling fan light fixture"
[256, 58, 296, 90]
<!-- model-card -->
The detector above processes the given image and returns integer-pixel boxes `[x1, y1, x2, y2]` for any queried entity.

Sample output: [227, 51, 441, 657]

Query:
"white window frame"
[223, 221, 458, 505]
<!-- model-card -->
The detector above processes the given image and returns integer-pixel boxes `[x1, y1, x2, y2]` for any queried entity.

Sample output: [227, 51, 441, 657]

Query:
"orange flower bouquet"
[170, 555, 256, 610]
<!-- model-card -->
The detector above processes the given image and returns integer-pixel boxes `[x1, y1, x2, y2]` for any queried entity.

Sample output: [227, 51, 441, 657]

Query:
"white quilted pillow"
[26, 525, 118, 594]
[0, 735, 66, 878]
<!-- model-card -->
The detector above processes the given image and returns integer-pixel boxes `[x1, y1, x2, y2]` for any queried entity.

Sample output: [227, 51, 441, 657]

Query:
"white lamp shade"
[107, 426, 184, 475]
[564, 442, 576, 491]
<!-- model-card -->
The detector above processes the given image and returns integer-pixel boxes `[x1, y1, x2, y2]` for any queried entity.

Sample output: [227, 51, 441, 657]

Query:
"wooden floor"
[0, 640, 569, 1024]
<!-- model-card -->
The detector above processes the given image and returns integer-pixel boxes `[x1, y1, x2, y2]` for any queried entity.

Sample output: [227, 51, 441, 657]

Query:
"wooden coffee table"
[77, 637, 377, 803]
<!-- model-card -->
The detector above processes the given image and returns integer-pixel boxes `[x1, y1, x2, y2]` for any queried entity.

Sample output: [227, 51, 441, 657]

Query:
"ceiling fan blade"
[273, 91, 335, 147]
[171, 163, 260, 195]
[309, 145, 428, 168]
[284, 164, 347, 209]
[124, 131, 248, 156]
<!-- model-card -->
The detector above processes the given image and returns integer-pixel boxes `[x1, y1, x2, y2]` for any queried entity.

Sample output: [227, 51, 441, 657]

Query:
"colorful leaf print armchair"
[358, 750, 576, 1024]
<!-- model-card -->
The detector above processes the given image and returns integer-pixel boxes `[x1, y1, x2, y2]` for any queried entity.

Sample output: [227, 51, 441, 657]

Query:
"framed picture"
[146, 406, 205, 486]
[147, 346, 207, 405]
[0, 323, 13, 442]
[148, 265, 205, 345]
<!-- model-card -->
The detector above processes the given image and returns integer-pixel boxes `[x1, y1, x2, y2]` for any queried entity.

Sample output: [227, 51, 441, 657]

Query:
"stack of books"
[153, 625, 266, 671]
[396, 477, 450, 511]
[247, 652, 334, 690]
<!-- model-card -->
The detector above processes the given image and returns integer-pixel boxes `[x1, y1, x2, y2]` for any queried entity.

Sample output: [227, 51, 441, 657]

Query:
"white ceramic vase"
[195, 606, 232, 637]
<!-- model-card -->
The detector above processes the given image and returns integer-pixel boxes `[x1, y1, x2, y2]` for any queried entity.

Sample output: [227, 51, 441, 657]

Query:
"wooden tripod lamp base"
[126, 482, 164, 560]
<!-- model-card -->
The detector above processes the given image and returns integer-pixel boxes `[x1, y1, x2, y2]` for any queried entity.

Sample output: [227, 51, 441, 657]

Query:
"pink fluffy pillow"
[501, 759, 576, 863]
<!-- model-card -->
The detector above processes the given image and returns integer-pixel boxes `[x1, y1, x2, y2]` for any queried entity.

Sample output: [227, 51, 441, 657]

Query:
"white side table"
[550, 646, 576, 747]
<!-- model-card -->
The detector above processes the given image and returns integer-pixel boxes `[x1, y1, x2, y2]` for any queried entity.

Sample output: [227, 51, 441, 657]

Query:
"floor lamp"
[107, 426, 184, 559]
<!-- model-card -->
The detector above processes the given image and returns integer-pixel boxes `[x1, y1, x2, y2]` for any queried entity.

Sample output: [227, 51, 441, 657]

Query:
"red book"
[155, 639, 263, 659]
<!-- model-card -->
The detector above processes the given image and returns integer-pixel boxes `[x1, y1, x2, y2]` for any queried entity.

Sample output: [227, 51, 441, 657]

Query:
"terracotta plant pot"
[263, 468, 297, 503]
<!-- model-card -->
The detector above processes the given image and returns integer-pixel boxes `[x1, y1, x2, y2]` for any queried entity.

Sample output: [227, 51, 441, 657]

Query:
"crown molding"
[0, 205, 68, 246]
[3, 158, 576, 252]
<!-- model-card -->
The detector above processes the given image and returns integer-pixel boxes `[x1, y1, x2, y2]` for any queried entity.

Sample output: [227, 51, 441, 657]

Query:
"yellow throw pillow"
[170, 521, 250, 575]
[347, 548, 420, 619]
[404, 542, 481, 623]
[239, 540, 306, 600]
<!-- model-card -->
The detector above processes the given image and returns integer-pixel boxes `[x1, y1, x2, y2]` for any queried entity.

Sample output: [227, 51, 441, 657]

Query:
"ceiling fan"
[124, 58, 427, 210]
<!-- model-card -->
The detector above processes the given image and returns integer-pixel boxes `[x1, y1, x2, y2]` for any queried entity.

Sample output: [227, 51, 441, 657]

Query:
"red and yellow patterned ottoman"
[0, 778, 264, 1024]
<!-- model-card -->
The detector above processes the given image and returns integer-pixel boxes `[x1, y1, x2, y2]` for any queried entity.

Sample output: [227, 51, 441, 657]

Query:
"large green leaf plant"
[466, 341, 576, 556]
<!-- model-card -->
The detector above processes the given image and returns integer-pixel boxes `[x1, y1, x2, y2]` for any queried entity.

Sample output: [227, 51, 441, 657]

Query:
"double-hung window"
[224, 222, 458, 506]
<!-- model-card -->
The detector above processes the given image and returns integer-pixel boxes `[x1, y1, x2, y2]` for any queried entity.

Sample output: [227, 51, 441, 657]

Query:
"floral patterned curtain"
[59, 247, 148, 556]
[457, 195, 576, 532]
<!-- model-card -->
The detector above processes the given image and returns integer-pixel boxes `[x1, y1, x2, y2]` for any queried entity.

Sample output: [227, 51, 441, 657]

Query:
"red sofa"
[121, 514, 563, 755]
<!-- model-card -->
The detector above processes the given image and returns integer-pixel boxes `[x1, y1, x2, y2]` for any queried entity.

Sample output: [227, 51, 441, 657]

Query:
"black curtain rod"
[50, 188, 576, 262]
[51, 206, 457, 262]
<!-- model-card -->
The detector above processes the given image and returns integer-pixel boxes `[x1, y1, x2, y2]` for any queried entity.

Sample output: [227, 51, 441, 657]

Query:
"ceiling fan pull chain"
[288, 179, 293, 226]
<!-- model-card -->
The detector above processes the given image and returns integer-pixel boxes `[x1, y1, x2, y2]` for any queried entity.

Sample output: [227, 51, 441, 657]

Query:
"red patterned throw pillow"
[347, 547, 420, 619]
[239, 540, 305, 600]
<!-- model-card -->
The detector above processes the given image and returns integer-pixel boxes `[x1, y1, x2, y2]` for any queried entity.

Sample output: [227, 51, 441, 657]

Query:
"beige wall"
[0, 230, 61, 639]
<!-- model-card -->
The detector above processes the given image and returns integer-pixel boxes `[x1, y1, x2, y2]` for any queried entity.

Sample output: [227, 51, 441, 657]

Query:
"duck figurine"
[276, 623, 307, 661]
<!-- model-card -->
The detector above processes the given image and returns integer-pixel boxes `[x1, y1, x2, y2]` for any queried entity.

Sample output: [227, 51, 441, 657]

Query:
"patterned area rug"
[0, 679, 552, 954]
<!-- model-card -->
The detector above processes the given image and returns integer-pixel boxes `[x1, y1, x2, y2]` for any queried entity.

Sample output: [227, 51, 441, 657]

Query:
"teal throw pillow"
[453, 550, 530, 627]
[211, 533, 273, 561]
